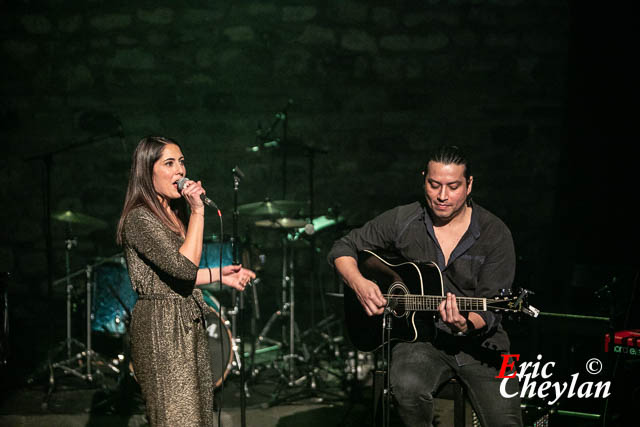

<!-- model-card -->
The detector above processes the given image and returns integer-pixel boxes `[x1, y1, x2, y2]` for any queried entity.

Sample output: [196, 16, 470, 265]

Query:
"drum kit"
[31, 196, 347, 406]
[26, 102, 360, 413]
[28, 210, 128, 407]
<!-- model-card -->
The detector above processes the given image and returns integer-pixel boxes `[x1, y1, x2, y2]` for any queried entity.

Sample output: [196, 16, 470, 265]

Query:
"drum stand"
[225, 295, 250, 391]
[222, 237, 264, 393]
[39, 238, 92, 386]
[271, 145, 346, 405]
[254, 235, 311, 404]
[29, 244, 121, 407]
[58, 238, 86, 368]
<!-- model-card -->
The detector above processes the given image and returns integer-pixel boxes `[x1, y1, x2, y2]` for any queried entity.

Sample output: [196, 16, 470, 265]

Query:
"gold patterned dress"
[123, 206, 214, 427]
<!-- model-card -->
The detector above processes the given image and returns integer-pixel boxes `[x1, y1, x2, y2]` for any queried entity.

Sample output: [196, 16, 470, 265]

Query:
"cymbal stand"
[47, 237, 86, 377]
[282, 235, 303, 385]
[37, 258, 121, 408]
[254, 235, 311, 407]
[285, 145, 346, 401]
[50, 263, 114, 382]
[67, 238, 83, 358]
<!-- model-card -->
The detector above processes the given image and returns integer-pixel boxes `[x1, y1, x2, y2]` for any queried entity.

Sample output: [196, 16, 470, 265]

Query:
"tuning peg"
[523, 305, 540, 318]
[499, 288, 513, 297]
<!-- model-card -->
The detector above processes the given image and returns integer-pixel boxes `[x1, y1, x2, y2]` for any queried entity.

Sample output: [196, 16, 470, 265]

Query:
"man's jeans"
[390, 341, 522, 427]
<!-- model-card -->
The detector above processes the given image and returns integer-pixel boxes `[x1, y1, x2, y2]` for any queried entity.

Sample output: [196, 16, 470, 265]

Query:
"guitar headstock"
[486, 288, 540, 318]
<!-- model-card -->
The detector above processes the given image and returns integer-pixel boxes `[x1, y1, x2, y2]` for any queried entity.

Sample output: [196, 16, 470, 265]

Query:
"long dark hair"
[116, 136, 188, 245]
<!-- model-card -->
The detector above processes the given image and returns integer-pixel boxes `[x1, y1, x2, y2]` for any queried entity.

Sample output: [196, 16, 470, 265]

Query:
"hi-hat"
[53, 210, 107, 228]
[238, 199, 306, 217]
[254, 218, 307, 229]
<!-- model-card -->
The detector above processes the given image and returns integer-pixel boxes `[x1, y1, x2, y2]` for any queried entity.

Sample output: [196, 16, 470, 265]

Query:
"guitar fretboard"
[383, 294, 487, 312]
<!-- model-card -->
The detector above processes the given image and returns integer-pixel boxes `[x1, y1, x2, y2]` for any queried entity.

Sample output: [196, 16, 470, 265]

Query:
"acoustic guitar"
[344, 250, 539, 352]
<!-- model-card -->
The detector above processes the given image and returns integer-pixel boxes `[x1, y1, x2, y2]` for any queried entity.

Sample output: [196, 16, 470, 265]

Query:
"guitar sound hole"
[388, 282, 409, 317]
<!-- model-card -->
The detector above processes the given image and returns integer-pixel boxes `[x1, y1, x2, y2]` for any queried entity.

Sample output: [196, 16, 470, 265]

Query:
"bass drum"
[205, 305, 233, 388]
[92, 258, 137, 335]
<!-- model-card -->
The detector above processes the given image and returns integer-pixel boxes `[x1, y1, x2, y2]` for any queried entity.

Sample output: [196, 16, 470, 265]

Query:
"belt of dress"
[137, 292, 207, 328]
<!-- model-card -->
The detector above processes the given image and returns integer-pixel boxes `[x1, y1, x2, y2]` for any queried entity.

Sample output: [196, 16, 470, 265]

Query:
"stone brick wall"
[3, 2, 639, 407]
[1, 1, 570, 294]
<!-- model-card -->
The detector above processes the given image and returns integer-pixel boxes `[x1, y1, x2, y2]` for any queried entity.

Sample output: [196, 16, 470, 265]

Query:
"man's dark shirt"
[327, 200, 516, 365]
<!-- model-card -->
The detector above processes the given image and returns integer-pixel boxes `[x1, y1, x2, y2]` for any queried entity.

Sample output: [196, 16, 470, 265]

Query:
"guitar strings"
[382, 295, 485, 310]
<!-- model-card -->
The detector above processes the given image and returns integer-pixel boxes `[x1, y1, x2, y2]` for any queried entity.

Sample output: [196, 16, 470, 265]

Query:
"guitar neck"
[384, 294, 487, 312]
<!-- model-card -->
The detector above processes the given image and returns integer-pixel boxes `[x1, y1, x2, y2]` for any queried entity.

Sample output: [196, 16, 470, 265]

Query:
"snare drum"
[205, 305, 233, 388]
[92, 259, 137, 335]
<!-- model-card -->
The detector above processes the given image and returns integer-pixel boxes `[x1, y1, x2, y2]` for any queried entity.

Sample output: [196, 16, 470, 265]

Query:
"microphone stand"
[247, 99, 293, 199]
[24, 130, 122, 300]
[254, 99, 293, 199]
[231, 166, 247, 427]
[382, 307, 393, 427]
[281, 103, 289, 199]
[305, 144, 329, 331]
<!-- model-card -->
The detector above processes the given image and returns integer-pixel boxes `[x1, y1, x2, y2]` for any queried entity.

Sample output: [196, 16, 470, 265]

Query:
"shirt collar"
[421, 198, 480, 239]
[468, 198, 481, 239]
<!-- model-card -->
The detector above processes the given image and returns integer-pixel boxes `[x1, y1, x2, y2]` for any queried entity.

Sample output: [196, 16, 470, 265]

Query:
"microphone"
[232, 166, 245, 180]
[177, 177, 218, 209]
[246, 139, 280, 153]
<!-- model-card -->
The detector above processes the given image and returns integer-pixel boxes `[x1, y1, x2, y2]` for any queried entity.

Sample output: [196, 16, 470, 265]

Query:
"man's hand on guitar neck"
[438, 292, 486, 335]
[335, 256, 387, 316]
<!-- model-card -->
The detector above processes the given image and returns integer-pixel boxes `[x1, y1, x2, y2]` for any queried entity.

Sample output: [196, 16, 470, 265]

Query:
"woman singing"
[116, 136, 255, 426]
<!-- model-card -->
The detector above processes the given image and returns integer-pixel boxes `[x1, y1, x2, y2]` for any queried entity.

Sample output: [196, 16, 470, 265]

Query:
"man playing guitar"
[329, 146, 523, 427]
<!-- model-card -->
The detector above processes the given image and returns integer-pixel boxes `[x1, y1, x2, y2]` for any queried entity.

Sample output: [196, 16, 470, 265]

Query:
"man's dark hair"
[424, 145, 471, 182]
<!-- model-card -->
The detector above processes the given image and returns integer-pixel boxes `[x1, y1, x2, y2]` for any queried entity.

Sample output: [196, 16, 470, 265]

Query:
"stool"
[435, 378, 468, 427]
[372, 373, 469, 427]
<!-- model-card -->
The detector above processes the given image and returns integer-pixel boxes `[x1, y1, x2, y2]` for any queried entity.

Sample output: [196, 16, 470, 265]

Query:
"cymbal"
[254, 218, 307, 229]
[53, 210, 107, 228]
[238, 199, 306, 217]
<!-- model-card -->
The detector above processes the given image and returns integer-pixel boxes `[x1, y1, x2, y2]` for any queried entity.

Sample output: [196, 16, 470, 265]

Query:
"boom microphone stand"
[248, 99, 293, 199]
[382, 307, 393, 427]
[24, 127, 122, 386]
[24, 128, 124, 300]
[292, 144, 343, 401]
[305, 144, 329, 330]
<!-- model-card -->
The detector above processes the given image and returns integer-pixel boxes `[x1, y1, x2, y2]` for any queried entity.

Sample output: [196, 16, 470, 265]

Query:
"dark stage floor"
[0, 365, 613, 427]
[0, 294, 627, 426]
[0, 360, 409, 427]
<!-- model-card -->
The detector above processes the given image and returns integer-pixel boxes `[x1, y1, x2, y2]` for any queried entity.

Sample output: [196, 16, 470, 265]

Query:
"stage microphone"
[246, 139, 280, 153]
[232, 165, 245, 180]
[177, 177, 218, 209]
